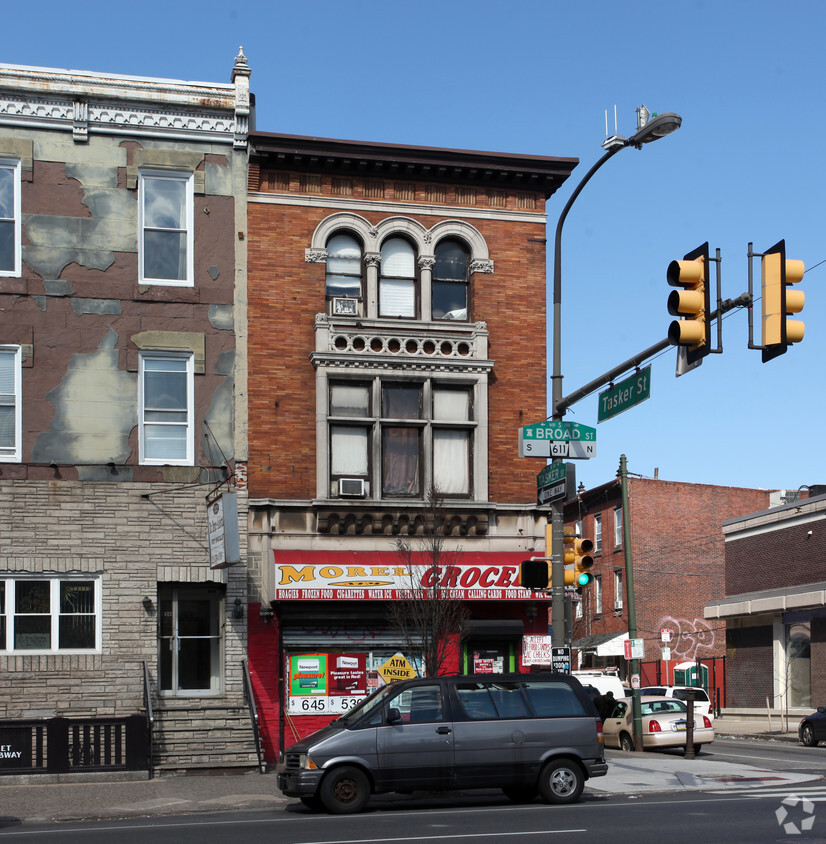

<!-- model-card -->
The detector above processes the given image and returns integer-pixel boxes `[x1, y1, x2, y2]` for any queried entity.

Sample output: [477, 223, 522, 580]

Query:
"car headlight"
[299, 753, 318, 770]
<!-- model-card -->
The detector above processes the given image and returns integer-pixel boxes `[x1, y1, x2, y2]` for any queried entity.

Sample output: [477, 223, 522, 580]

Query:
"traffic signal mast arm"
[555, 292, 751, 416]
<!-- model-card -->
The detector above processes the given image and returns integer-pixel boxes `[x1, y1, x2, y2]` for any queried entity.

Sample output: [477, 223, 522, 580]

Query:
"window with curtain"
[328, 378, 476, 500]
[139, 352, 194, 465]
[139, 170, 193, 285]
[0, 158, 21, 276]
[326, 233, 362, 299]
[0, 345, 21, 461]
[380, 237, 416, 317]
[433, 239, 469, 320]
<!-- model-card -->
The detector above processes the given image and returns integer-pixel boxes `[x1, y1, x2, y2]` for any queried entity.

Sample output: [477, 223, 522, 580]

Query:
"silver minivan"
[276, 672, 608, 813]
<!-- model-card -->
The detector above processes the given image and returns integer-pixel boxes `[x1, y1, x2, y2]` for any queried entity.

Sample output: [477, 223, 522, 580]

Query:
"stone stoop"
[152, 705, 262, 773]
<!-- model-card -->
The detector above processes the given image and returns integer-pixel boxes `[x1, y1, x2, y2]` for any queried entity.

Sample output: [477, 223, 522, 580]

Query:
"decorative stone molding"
[316, 508, 489, 536]
[305, 248, 327, 263]
[470, 259, 494, 274]
[418, 257, 435, 271]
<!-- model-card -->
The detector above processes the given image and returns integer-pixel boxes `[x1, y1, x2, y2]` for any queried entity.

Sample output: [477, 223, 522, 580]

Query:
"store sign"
[272, 551, 551, 601]
[378, 652, 417, 683]
[207, 492, 240, 568]
[522, 635, 552, 665]
[287, 652, 369, 715]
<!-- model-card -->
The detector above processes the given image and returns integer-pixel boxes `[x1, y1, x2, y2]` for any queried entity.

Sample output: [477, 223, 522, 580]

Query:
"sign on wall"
[287, 653, 369, 715]
[273, 551, 551, 601]
[207, 492, 241, 568]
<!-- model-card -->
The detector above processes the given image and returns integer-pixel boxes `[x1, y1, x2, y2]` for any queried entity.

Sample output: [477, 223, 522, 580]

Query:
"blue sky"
[5, 0, 825, 494]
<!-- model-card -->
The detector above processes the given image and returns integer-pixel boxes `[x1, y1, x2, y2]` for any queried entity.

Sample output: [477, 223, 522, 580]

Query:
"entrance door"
[158, 585, 223, 695]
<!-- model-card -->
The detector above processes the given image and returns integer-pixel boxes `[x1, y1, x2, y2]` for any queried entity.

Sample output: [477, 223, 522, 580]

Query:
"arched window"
[325, 233, 362, 300]
[380, 237, 416, 318]
[432, 239, 469, 321]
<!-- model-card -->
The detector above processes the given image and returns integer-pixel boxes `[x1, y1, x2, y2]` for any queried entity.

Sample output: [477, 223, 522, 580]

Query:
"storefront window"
[786, 621, 811, 708]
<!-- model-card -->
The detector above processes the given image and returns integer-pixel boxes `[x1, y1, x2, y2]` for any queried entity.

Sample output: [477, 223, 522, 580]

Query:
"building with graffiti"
[244, 131, 577, 759]
[564, 474, 774, 707]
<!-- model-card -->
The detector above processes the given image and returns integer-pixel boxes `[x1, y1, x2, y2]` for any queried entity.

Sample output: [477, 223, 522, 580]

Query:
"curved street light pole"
[548, 110, 683, 656]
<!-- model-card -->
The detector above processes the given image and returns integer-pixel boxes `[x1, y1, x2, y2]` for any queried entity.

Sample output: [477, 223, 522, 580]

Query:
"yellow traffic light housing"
[761, 239, 805, 362]
[563, 536, 594, 588]
[667, 242, 711, 365]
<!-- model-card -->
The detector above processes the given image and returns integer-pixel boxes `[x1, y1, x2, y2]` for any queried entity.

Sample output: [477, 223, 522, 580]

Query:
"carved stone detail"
[470, 259, 494, 274]
[305, 248, 328, 263]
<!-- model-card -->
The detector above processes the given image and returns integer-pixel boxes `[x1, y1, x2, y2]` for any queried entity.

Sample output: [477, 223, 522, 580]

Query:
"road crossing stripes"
[710, 784, 826, 801]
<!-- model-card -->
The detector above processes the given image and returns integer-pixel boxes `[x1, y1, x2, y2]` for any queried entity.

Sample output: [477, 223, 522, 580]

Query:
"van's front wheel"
[538, 759, 584, 805]
[319, 765, 371, 814]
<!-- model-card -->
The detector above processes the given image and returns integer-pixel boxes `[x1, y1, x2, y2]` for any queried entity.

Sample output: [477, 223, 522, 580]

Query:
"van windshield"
[338, 684, 398, 727]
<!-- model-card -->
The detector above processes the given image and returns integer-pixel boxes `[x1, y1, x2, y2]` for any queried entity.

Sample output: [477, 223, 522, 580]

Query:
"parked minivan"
[277, 672, 608, 814]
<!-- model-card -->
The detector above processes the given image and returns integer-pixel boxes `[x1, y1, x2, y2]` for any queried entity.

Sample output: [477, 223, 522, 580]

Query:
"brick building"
[0, 55, 256, 774]
[244, 132, 577, 760]
[564, 474, 772, 705]
[706, 489, 826, 716]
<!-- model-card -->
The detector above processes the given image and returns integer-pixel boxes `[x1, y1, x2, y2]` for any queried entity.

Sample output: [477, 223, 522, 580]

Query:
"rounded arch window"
[326, 233, 362, 299]
[380, 237, 417, 318]
[433, 238, 469, 320]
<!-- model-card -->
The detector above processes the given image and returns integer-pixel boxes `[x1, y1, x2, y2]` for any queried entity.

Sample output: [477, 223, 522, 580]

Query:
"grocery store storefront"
[248, 550, 552, 759]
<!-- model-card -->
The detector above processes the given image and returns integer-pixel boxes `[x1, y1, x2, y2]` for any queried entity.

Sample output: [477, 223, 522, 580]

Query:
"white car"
[639, 686, 713, 719]
[603, 696, 715, 753]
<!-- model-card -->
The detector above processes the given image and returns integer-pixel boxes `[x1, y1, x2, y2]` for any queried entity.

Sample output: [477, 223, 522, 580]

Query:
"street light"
[549, 105, 682, 647]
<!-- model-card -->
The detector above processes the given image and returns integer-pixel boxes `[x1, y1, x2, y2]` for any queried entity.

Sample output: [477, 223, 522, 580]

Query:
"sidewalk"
[0, 717, 814, 827]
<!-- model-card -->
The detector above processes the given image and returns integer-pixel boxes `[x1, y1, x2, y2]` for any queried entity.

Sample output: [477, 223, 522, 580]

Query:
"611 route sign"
[518, 420, 596, 459]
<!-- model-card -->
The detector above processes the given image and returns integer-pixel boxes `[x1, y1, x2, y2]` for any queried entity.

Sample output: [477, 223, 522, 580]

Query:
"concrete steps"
[152, 705, 262, 773]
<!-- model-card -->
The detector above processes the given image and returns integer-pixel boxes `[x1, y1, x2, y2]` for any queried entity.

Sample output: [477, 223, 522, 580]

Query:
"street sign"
[536, 462, 573, 505]
[551, 646, 571, 674]
[623, 638, 645, 660]
[598, 366, 651, 422]
[519, 421, 597, 459]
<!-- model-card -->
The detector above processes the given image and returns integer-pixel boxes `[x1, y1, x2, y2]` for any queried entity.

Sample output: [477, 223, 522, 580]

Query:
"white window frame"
[139, 351, 194, 466]
[593, 514, 602, 553]
[0, 576, 102, 653]
[0, 158, 21, 278]
[138, 169, 194, 287]
[327, 376, 477, 500]
[614, 506, 623, 546]
[0, 344, 22, 462]
[614, 570, 623, 610]
[594, 574, 603, 615]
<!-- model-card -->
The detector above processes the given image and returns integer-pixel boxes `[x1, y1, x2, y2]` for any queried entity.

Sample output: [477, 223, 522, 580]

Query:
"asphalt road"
[2, 787, 826, 844]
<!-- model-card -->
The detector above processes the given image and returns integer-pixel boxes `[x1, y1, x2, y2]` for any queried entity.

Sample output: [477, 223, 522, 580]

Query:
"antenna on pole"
[602, 104, 627, 151]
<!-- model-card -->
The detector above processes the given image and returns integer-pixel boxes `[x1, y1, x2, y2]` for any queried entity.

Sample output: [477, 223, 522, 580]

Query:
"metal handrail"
[142, 661, 154, 778]
[242, 659, 265, 773]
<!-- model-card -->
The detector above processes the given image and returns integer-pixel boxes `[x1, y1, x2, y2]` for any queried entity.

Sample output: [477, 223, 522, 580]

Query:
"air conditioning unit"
[338, 478, 367, 498]
[331, 297, 359, 316]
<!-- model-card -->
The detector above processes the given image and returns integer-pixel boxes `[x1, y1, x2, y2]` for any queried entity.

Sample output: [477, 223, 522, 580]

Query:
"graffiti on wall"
[657, 616, 716, 660]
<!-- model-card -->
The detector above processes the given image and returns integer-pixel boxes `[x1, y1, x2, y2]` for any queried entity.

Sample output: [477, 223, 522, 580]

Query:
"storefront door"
[158, 585, 222, 695]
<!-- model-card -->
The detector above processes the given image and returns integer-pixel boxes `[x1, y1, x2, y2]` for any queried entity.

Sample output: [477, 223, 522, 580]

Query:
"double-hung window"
[0, 345, 21, 462]
[593, 514, 602, 553]
[0, 158, 21, 277]
[614, 506, 623, 546]
[0, 577, 100, 652]
[139, 170, 194, 286]
[139, 352, 194, 465]
[326, 234, 362, 306]
[380, 237, 416, 318]
[329, 378, 475, 499]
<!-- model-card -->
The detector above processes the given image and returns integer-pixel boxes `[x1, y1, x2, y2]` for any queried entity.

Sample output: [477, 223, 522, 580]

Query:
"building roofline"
[249, 131, 578, 198]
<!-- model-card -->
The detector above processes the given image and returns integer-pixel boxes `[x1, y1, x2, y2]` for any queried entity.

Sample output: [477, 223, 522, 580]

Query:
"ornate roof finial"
[232, 46, 250, 81]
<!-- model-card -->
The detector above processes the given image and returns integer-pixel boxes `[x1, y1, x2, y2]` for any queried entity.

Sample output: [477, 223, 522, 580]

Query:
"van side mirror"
[386, 707, 402, 724]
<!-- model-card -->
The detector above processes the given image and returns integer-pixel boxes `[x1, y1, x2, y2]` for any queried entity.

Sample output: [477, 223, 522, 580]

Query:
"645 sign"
[518, 420, 596, 459]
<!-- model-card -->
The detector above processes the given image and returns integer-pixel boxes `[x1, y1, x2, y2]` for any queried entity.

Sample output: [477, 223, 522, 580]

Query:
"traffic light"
[667, 242, 711, 366]
[563, 537, 594, 589]
[519, 559, 549, 590]
[761, 239, 805, 362]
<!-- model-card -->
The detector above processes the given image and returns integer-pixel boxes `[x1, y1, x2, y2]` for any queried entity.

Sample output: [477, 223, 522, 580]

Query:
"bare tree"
[387, 485, 469, 677]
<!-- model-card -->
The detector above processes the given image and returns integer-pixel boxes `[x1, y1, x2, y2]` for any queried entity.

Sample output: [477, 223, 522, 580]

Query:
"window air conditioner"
[338, 478, 366, 497]
[331, 297, 359, 316]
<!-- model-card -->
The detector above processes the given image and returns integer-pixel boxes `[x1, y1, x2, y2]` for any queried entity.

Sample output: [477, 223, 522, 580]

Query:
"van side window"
[391, 684, 444, 723]
[456, 682, 529, 719]
[522, 681, 587, 717]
